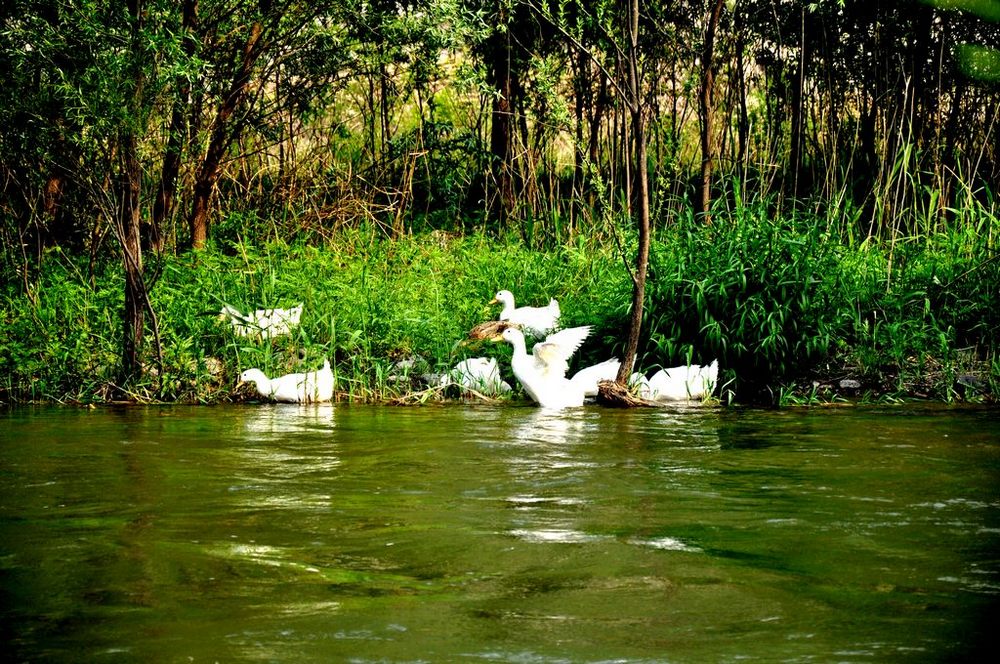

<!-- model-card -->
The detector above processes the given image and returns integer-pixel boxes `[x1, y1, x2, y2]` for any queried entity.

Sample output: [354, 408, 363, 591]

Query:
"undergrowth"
[0, 230, 626, 404]
[640, 200, 998, 404]
[1, 202, 997, 405]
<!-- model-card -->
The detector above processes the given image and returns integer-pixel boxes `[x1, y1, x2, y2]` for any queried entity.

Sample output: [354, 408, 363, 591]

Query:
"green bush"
[644, 206, 850, 399]
[1, 208, 996, 405]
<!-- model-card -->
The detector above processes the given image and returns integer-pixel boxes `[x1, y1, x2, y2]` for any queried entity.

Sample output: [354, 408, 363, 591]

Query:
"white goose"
[491, 290, 560, 337]
[647, 360, 719, 401]
[452, 357, 512, 396]
[220, 303, 303, 339]
[495, 325, 620, 409]
[238, 358, 334, 403]
[423, 357, 513, 397]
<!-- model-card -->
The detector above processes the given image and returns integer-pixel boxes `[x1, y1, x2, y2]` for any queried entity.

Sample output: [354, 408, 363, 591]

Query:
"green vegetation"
[3, 193, 996, 405]
[0, 229, 621, 403]
[1, 1, 998, 405]
[643, 193, 999, 404]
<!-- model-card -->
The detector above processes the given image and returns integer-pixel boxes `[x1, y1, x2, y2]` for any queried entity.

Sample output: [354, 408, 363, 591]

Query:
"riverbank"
[2, 214, 997, 406]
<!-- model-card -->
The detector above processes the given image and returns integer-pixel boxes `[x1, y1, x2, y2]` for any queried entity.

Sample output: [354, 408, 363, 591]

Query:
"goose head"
[490, 290, 515, 307]
[500, 326, 523, 343]
[237, 368, 269, 389]
[496, 326, 528, 353]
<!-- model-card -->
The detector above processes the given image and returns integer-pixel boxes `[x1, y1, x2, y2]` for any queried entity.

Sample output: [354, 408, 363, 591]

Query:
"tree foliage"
[3, 0, 996, 255]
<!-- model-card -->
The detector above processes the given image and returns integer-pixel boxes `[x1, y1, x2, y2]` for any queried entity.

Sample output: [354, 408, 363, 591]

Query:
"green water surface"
[1, 404, 998, 662]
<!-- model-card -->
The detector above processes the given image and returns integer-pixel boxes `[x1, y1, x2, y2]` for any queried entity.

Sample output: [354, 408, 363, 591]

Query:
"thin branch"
[519, 0, 634, 111]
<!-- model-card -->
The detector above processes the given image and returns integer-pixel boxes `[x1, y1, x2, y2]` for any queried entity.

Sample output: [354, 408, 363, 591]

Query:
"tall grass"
[642, 203, 848, 401]
[641, 189, 998, 403]
[1, 199, 996, 405]
[0, 228, 626, 404]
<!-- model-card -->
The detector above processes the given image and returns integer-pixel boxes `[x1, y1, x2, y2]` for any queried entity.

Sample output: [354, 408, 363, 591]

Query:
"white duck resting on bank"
[494, 325, 620, 409]
[645, 359, 719, 401]
[491, 290, 560, 337]
[238, 358, 334, 403]
[220, 303, 303, 339]
[422, 357, 512, 397]
[451, 357, 512, 396]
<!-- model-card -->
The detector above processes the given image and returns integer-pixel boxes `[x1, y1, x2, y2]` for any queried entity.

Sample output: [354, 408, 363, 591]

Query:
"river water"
[1, 403, 998, 662]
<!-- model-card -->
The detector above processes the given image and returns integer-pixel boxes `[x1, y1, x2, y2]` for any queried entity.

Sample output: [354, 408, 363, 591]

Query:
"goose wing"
[531, 325, 591, 379]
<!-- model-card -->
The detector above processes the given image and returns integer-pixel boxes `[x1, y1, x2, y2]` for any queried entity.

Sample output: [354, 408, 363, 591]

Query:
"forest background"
[1, 0, 998, 405]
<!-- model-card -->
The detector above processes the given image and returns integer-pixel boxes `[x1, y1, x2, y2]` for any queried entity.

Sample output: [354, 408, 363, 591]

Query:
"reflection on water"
[240, 403, 337, 437]
[1, 404, 998, 662]
[499, 408, 719, 552]
[502, 409, 599, 545]
[224, 405, 341, 515]
[627, 535, 702, 552]
[510, 408, 594, 445]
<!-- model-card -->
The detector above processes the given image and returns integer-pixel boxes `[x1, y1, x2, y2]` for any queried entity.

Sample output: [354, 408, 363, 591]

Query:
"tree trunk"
[789, 5, 806, 199]
[572, 47, 588, 228]
[616, 0, 651, 385]
[151, 0, 198, 253]
[380, 57, 391, 163]
[120, 0, 145, 385]
[486, 10, 515, 226]
[734, 6, 749, 178]
[698, 0, 725, 222]
[591, 69, 609, 200]
[120, 130, 145, 383]
[188, 18, 264, 250]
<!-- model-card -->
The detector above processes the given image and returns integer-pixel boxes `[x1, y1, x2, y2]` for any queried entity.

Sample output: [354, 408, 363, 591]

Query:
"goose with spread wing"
[495, 325, 619, 409]
[490, 290, 560, 337]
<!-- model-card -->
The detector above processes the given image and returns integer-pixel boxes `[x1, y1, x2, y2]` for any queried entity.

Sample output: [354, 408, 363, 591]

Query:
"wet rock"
[956, 374, 985, 394]
[839, 379, 862, 390]
[957, 374, 984, 388]
[388, 356, 430, 384]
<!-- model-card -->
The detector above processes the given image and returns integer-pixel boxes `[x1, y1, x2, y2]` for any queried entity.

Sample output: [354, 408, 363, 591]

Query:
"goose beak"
[488, 297, 499, 305]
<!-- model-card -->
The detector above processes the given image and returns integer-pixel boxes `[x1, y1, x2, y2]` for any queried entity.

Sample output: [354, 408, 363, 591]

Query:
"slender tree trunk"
[734, 6, 749, 179]
[616, 0, 651, 384]
[789, 5, 806, 199]
[588, 71, 607, 211]
[188, 18, 264, 249]
[379, 57, 391, 162]
[487, 8, 515, 226]
[120, 0, 145, 384]
[698, 0, 725, 222]
[120, 130, 144, 382]
[151, 0, 198, 253]
[573, 47, 587, 224]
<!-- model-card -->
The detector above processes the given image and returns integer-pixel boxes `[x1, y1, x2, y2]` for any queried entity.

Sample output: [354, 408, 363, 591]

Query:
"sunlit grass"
[1, 200, 996, 405]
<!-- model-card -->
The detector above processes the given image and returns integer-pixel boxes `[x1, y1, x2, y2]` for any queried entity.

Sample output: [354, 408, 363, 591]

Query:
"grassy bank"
[0, 230, 626, 404]
[1, 208, 997, 406]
